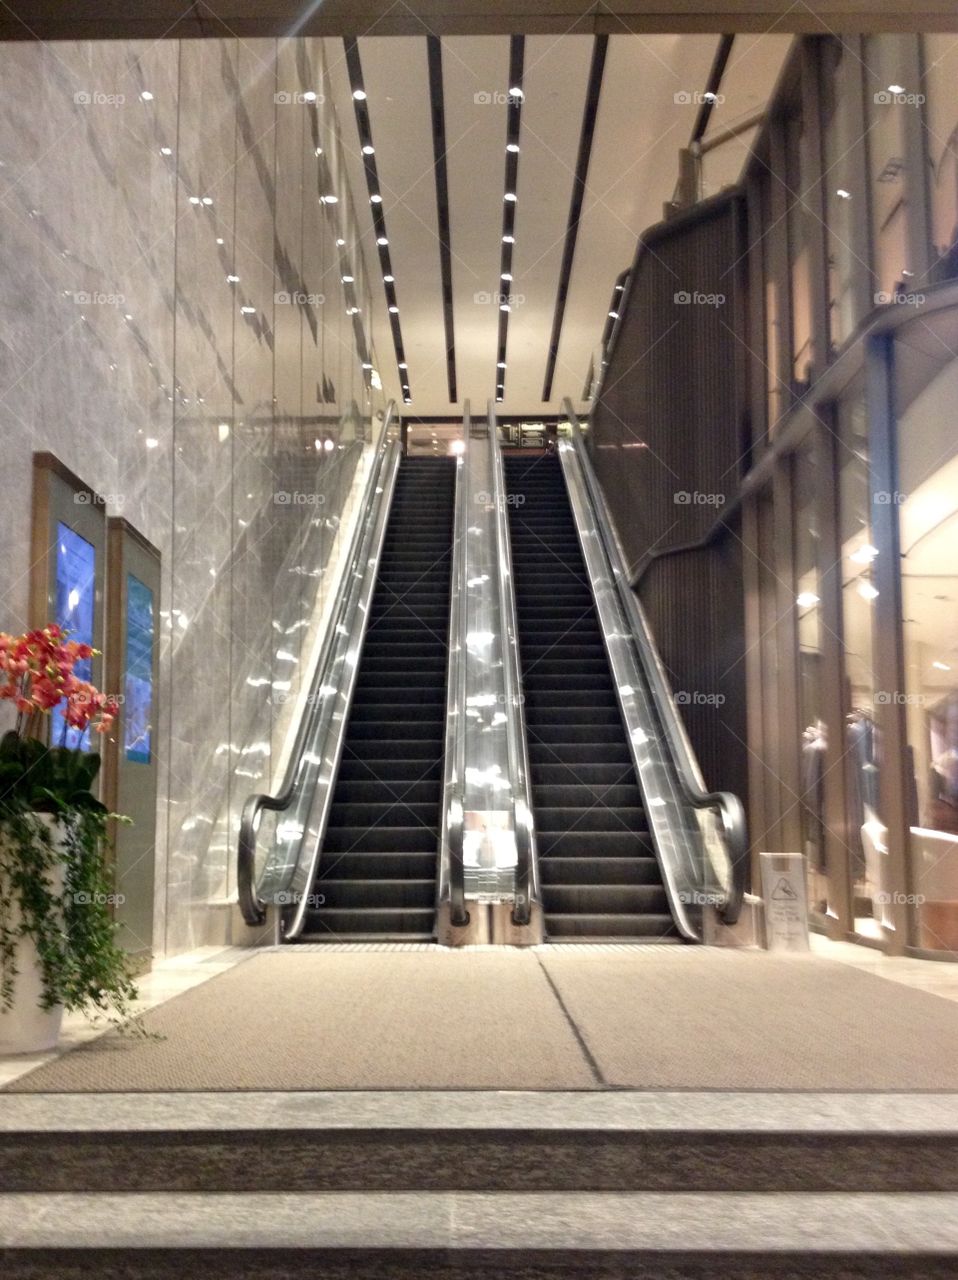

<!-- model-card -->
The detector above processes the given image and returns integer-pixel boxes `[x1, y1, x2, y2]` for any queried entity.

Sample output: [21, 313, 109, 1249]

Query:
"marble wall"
[0, 37, 383, 956]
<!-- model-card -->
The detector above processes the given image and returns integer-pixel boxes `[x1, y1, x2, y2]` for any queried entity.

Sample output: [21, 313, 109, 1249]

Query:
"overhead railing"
[560, 399, 746, 933]
[487, 401, 540, 928]
[238, 402, 402, 937]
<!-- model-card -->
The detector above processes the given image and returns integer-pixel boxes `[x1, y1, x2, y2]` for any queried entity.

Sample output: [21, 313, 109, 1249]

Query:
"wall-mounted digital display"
[52, 521, 96, 751]
[124, 573, 154, 764]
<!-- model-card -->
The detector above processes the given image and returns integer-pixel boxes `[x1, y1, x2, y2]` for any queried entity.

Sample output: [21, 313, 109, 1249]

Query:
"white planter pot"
[0, 813, 67, 1055]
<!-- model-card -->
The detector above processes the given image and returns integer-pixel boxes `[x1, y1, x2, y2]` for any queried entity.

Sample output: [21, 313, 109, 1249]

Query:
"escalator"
[300, 456, 456, 940]
[505, 453, 678, 941]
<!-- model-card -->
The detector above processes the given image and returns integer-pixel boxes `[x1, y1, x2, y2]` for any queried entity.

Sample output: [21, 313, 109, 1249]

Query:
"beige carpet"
[8, 947, 958, 1092]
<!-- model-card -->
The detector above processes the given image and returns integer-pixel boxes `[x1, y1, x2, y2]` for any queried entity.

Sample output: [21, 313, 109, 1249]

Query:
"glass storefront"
[792, 439, 827, 925]
[821, 39, 861, 352]
[836, 383, 885, 936]
[922, 36, 958, 276]
[895, 338, 958, 950]
[864, 36, 916, 301]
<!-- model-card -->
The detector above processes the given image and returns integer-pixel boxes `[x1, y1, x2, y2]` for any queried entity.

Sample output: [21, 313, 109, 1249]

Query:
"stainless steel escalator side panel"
[560, 399, 747, 931]
[237, 404, 402, 935]
[557, 436, 702, 941]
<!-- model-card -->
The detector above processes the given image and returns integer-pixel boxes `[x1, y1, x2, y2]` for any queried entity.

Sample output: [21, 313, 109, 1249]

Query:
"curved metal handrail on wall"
[561, 399, 747, 929]
[238, 403, 401, 935]
[487, 401, 540, 927]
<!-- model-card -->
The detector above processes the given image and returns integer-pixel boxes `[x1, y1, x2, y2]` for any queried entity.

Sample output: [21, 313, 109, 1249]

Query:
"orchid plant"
[0, 625, 140, 1030]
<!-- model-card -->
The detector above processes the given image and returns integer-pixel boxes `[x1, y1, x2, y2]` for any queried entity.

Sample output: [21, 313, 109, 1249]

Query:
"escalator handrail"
[238, 402, 398, 927]
[487, 400, 540, 925]
[439, 407, 469, 927]
[561, 399, 747, 925]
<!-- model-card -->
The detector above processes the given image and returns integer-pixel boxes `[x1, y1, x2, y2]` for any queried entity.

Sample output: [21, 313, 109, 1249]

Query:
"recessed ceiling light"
[509, 87, 523, 98]
[377, 236, 388, 246]
[342, 275, 354, 283]
[933, 660, 952, 671]
[202, 196, 213, 206]
[370, 193, 382, 204]
[189, 196, 201, 205]
[353, 88, 367, 100]
[362, 362, 373, 370]
[858, 581, 879, 601]
[303, 91, 318, 103]
[499, 303, 511, 312]
[796, 591, 820, 608]
[615, 283, 624, 291]
[389, 305, 399, 313]
[216, 237, 224, 245]
[336, 237, 346, 246]
[502, 235, 515, 244]
[347, 306, 360, 315]
[888, 83, 905, 94]
[497, 361, 506, 369]
[608, 311, 618, 319]
[836, 188, 852, 199]
[321, 194, 338, 204]
[160, 146, 172, 156]
[404, 397, 411, 404]
[140, 90, 154, 101]
[315, 146, 323, 157]
[383, 274, 394, 283]
[240, 305, 256, 315]
[504, 192, 517, 202]
[398, 362, 407, 368]
[506, 143, 519, 153]
[501, 272, 512, 281]
[362, 144, 375, 155]
[227, 274, 240, 283]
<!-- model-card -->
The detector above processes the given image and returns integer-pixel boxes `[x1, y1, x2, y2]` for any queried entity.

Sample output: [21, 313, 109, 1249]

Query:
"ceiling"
[4, 1, 955, 40]
[325, 31, 792, 417]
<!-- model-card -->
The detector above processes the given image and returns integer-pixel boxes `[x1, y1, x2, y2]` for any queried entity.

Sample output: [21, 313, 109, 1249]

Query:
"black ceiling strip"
[426, 36, 457, 405]
[541, 33, 607, 404]
[691, 34, 734, 143]
[495, 34, 524, 403]
[344, 36, 411, 404]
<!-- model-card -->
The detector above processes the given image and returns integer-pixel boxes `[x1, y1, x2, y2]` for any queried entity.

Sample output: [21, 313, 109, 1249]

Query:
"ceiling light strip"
[427, 36, 457, 405]
[343, 37, 411, 404]
[495, 35, 524, 404]
[541, 34, 608, 403]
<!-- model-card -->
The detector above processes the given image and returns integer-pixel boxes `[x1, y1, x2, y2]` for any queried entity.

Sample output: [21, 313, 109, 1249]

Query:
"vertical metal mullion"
[843, 36, 876, 326]
[866, 332, 911, 954]
[742, 494, 769, 878]
[816, 404, 853, 937]
[774, 455, 804, 856]
[902, 34, 932, 290]
[800, 38, 831, 384]
[768, 117, 794, 428]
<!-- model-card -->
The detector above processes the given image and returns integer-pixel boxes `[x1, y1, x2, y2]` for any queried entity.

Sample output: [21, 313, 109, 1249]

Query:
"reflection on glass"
[52, 522, 96, 751]
[837, 384, 884, 936]
[124, 574, 154, 764]
[822, 39, 860, 351]
[864, 36, 914, 302]
[896, 347, 958, 950]
[793, 440, 827, 924]
[785, 109, 813, 393]
[922, 35, 958, 277]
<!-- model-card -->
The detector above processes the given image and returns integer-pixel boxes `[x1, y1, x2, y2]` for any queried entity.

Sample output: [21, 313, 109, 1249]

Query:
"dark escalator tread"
[302, 457, 455, 941]
[505, 454, 675, 944]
